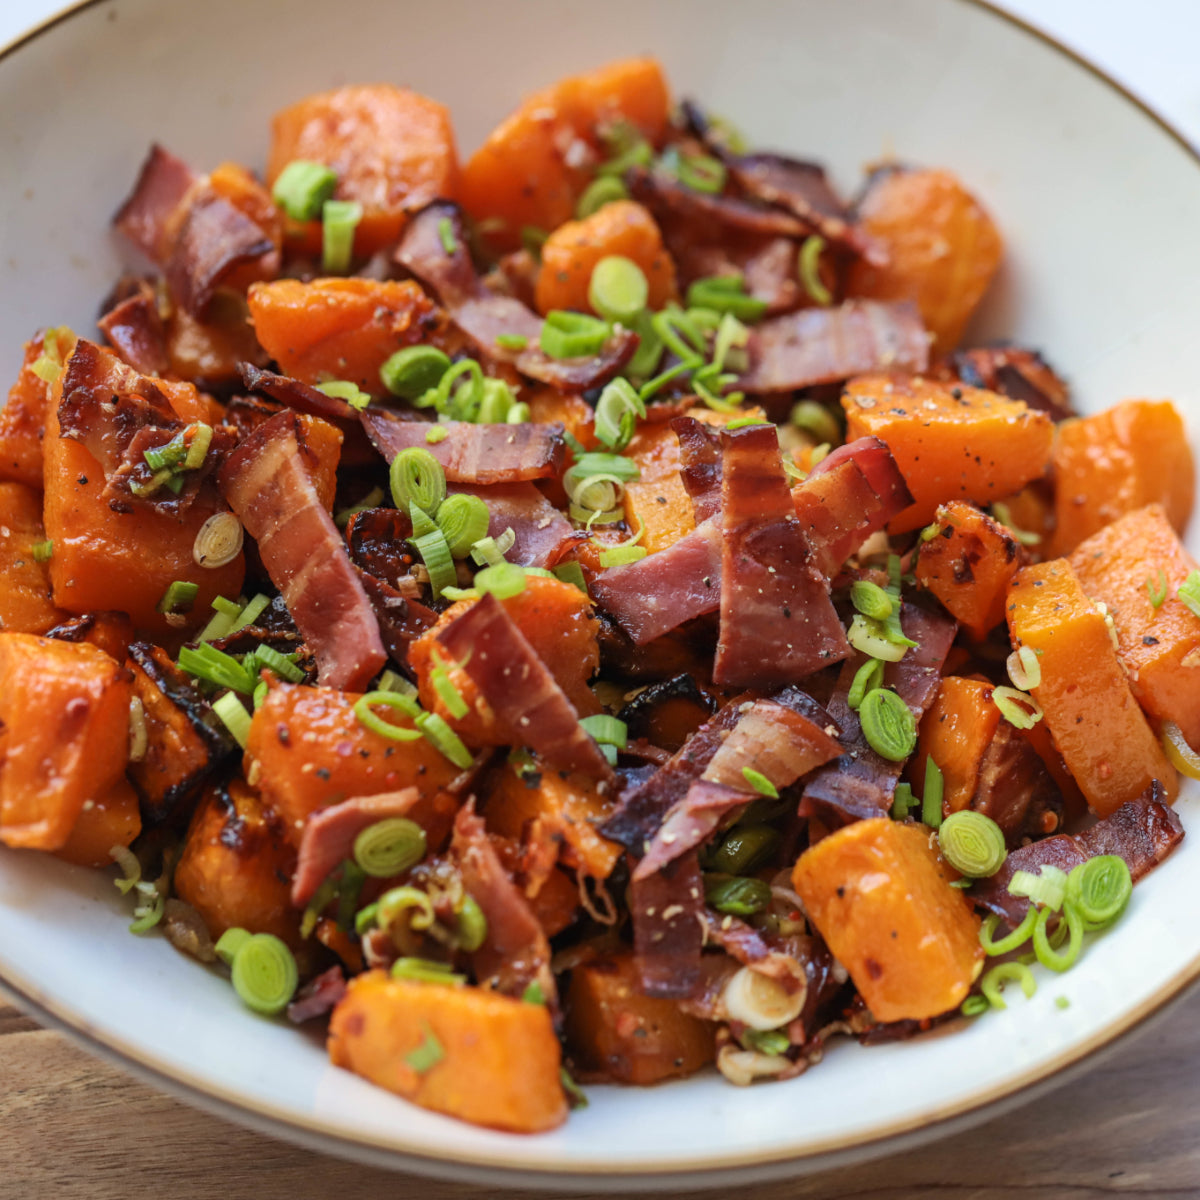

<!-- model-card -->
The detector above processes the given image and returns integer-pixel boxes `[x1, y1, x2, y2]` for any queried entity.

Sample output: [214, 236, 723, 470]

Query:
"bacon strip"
[219, 412, 386, 691]
[113, 144, 198, 262]
[97, 282, 169, 376]
[634, 780, 747, 881]
[291, 787, 457, 906]
[671, 416, 723, 522]
[800, 603, 957, 823]
[436, 592, 613, 780]
[451, 805, 555, 1003]
[969, 784, 1183, 925]
[739, 300, 929, 393]
[714, 424, 849, 688]
[627, 167, 809, 239]
[395, 202, 638, 389]
[450, 482, 574, 568]
[239, 363, 358, 423]
[287, 965, 347, 1025]
[699, 910, 808, 992]
[361, 409, 564, 483]
[631, 850, 704, 998]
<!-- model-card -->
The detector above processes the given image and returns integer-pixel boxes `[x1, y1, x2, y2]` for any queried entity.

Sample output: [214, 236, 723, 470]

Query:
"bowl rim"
[2, 0, 1199, 1186]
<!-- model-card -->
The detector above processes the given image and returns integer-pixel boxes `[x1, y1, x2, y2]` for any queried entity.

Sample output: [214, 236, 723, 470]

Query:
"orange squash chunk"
[1051, 400, 1194, 556]
[245, 682, 460, 846]
[1007, 559, 1177, 816]
[846, 168, 1003, 355]
[267, 85, 459, 258]
[0, 481, 64, 634]
[1069, 504, 1200, 749]
[913, 677, 1002, 814]
[915, 500, 1025, 639]
[0, 634, 131, 852]
[564, 954, 715, 1085]
[174, 779, 301, 947]
[53, 778, 141, 868]
[793, 817, 983, 1022]
[842, 374, 1053, 533]
[328, 973, 567, 1133]
[247, 278, 446, 396]
[534, 200, 676, 316]
[460, 57, 670, 248]
[0, 331, 63, 490]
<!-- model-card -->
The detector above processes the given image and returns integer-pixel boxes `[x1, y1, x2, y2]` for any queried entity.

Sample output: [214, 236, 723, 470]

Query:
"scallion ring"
[1162, 720, 1200, 781]
[847, 614, 908, 662]
[389, 447, 447, 515]
[435, 493, 491, 558]
[353, 691, 423, 742]
[858, 688, 916, 762]
[592, 377, 646, 451]
[938, 810, 1007, 879]
[411, 528, 457, 600]
[454, 895, 488, 952]
[1008, 864, 1068, 912]
[980, 961, 1036, 1010]
[540, 310, 611, 359]
[1032, 901, 1084, 973]
[979, 907, 1038, 956]
[415, 710, 473, 769]
[851, 580, 893, 622]
[473, 561, 527, 600]
[391, 957, 466, 986]
[229, 932, 299, 1016]
[353, 818, 427, 878]
[380, 345, 451, 401]
[847, 657, 884, 711]
[992, 685, 1044, 730]
[377, 885, 436, 932]
[193, 512, 244, 569]
[1006, 645, 1042, 691]
[588, 256, 649, 326]
[1064, 855, 1132, 928]
[321, 199, 362, 274]
[576, 176, 629, 219]
[798, 235, 832, 306]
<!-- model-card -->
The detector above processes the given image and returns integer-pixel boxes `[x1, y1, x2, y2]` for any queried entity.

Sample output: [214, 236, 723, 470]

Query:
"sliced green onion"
[473, 560, 527, 600]
[741, 767, 778, 799]
[143, 428, 189, 472]
[178, 643, 256, 694]
[576, 175, 629, 218]
[110, 845, 141, 895]
[685, 275, 767, 322]
[253, 679, 269, 710]
[650, 308, 705, 366]
[156, 580, 199, 615]
[377, 885, 436, 932]
[596, 124, 653, 177]
[229, 933, 299, 1016]
[540, 310, 611, 359]
[598, 543, 647, 568]
[560, 1066, 589, 1110]
[130, 467, 175, 498]
[469, 535, 505, 567]
[272, 160, 337, 221]
[129, 887, 165, 935]
[891, 782, 915, 820]
[229, 592, 271, 634]
[1162, 720, 1200, 781]
[921, 756, 944, 829]
[454, 894, 488, 951]
[579, 714, 627, 750]
[993, 685, 1043, 730]
[213, 691, 252, 748]
[1146, 568, 1169, 609]
[552, 561, 589, 595]
[31, 331, 66, 385]
[980, 907, 1038, 956]
[412, 528, 456, 599]
[851, 580, 893, 622]
[430, 651, 470, 720]
[859, 688, 916, 762]
[1064, 855, 1132, 928]
[704, 875, 772, 916]
[567, 452, 641, 483]
[404, 1024, 445, 1073]
[980, 962, 1036, 1010]
[437, 216, 459, 255]
[416, 710, 473, 769]
[354, 691, 423, 742]
[1006, 645, 1042, 691]
[847, 614, 908, 662]
[588, 256, 649, 325]
[938, 810, 1006, 878]
[521, 225, 549, 258]
[410, 503, 438, 540]
[425, 426, 449, 444]
[494, 333, 529, 353]
[198, 598, 238, 644]
[522, 980, 546, 1005]
[797, 236, 832, 306]
[391, 957, 465, 986]
[318, 380, 371, 411]
[1179, 569, 1200, 618]
[214, 926, 252, 967]
[475, 377, 520, 423]
[1033, 901, 1084, 972]
[380, 345, 452, 401]
[961, 994, 990, 1017]
[436, 493, 491, 558]
[625, 310, 664, 379]
[30, 539, 53, 564]
[183, 423, 214, 470]
[789, 400, 841, 443]
[1009, 864, 1068, 912]
[420, 357, 484, 417]
[847, 657, 885, 712]
[991, 501, 1041, 547]
[377, 669, 419, 698]
[660, 146, 726, 194]
[321, 199, 362, 273]
[708, 823, 780, 876]
[593, 377, 646, 451]
[353, 818, 427, 878]
[389, 447, 447, 515]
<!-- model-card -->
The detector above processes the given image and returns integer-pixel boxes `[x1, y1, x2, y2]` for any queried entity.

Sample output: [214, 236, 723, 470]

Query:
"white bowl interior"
[1, 0, 1198, 1186]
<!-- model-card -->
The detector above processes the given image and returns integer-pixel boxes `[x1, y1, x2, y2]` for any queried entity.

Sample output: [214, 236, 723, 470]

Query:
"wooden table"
[4, 983, 1200, 1199]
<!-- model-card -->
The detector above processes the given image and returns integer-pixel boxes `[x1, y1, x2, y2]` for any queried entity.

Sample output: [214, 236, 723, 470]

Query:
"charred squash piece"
[0, 481, 64, 634]
[53, 778, 141, 868]
[126, 642, 237, 828]
[0, 329, 74, 490]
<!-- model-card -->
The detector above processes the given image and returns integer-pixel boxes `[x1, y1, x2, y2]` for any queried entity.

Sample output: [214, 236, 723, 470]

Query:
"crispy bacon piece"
[714, 424, 849, 688]
[97, 281, 169, 376]
[358, 570, 438, 670]
[395, 202, 638, 389]
[451, 804, 555, 1002]
[590, 519, 723, 644]
[634, 780, 747, 881]
[345, 508, 414, 588]
[435, 592, 613, 780]
[947, 344, 1074, 421]
[739, 300, 929, 393]
[451, 482, 574, 568]
[970, 783, 1183, 925]
[800, 603, 957, 823]
[291, 787, 458, 906]
[113, 144, 199, 262]
[699, 910, 808, 992]
[631, 850, 705, 998]
[361, 409, 564, 483]
[287, 965, 347, 1024]
[219, 412, 386, 691]
[628, 167, 808, 239]
[672, 416, 723, 522]
[239, 363, 358, 423]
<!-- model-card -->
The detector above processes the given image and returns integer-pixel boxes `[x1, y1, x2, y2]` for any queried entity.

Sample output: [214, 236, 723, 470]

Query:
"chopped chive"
[540, 310, 611, 359]
[437, 216, 459, 256]
[494, 333, 528, 351]
[741, 767, 778, 799]
[317, 379, 371, 411]
[404, 1023, 445, 1073]
[272, 160, 337, 221]
[156, 580, 199, 615]
[1180, 570, 1200, 618]
[588, 255, 648, 326]
[321, 199, 362, 273]
[576, 175, 628, 219]
[212, 691, 252, 749]
[30, 539, 53, 563]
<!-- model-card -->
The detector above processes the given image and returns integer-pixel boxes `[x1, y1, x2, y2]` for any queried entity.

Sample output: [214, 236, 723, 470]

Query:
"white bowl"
[2, 0, 1199, 1188]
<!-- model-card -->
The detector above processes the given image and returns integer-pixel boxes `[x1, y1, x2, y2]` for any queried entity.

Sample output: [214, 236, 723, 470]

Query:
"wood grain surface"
[4, 984, 1200, 1199]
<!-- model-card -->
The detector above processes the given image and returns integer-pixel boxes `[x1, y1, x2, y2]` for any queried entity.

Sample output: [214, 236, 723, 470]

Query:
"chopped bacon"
[395, 202, 638, 389]
[634, 779, 747, 880]
[166, 191, 275, 318]
[451, 804, 555, 1002]
[113, 144, 199, 262]
[800, 603, 957, 823]
[239, 363, 358, 423]
[219, 411, 386, 691]
[451, 482, 574, 569]
[286, 965, 347, 1024]
[672, 416, 723, 522]
[627, 167, 809, 239]
[970, 783, 1184, 925]
[435, 592, 614, 780]
[714, 424, 849, 688]
[947, 344, 1075, 421]
[590, 519, 723, 644]
[361, 409, 564, 483]
[631, 850, 704, 997]
[97, 281, 169, 376]
[700, 910, 808, 992]
[358, 570, 438, 670]
[291, 787, 458, 906]
[739, 300, 929, 393]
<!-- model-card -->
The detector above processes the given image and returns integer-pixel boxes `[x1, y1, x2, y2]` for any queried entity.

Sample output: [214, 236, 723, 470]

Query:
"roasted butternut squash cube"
[0, 481, 64, 634]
